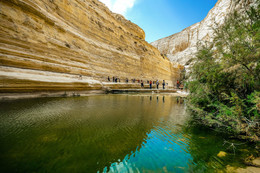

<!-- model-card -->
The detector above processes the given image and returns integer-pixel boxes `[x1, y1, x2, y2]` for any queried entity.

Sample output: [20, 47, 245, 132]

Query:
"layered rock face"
[151, 0, 253, 67]
[0, 0, 181, 93]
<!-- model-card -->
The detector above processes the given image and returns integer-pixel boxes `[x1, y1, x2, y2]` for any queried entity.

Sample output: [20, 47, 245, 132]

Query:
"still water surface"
[0, 94, 255, 172]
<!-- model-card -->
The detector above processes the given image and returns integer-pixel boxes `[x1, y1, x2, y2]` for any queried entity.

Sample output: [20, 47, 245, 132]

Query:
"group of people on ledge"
[107, 76, 168, 89]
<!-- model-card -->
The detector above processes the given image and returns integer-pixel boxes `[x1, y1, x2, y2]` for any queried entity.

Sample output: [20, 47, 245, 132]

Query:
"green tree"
[188, 0, 260, 140]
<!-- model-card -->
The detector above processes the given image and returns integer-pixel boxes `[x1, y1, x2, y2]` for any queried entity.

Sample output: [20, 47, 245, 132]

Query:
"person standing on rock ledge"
[108, 76, 110, 82]
[162, 80, 165, 89]
[177, 80, 180, 89]
[149, 80, 152, 89]
[141, 80, 144, 88]
[156, 80, 159, 89]
[79, 75, 82, 80]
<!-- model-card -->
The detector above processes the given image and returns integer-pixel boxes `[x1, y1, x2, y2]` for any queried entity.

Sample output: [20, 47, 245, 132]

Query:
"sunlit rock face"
[0, 0, 181, 93]
[151, 0, 255, 68]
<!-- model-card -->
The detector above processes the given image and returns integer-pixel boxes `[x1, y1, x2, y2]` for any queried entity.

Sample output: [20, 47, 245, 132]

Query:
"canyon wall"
[0, 0, 181, 93]
[151, 0, 255, 68]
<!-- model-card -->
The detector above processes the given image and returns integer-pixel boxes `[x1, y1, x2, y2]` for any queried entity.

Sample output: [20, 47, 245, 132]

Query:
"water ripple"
[0, 95, 256, 173]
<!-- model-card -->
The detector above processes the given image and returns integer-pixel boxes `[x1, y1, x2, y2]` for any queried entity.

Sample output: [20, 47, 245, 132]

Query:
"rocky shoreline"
[0, 82, 188, 100]
[226, 157, 260, 173]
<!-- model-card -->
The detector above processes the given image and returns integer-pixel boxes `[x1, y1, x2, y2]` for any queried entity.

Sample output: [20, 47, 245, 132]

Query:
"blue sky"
[100, 0, 218, 43]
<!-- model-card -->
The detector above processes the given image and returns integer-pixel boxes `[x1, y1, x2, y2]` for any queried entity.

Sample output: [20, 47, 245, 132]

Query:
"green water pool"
[0, 94, 256, 172]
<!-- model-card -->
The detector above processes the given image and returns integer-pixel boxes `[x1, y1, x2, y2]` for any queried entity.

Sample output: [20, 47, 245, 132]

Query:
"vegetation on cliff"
[187, 0, 260, 141]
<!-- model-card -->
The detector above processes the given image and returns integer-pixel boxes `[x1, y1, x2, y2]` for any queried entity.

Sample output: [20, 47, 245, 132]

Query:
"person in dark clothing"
[156, 80, 159, 89]
[126, 78, 128, 83]
[113, 76, 115, 82]
[141, 80, 144, 88]
[108, 76, 110, 81]
[149, 80, 152, 89]
[162, 80, 165, 89]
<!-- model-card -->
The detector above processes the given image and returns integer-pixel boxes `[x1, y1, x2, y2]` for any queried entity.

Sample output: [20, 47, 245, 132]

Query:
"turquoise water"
[0, 94, 255, 172]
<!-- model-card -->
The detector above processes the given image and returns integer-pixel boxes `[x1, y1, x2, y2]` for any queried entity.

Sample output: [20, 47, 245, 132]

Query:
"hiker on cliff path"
[162, 80, 165, 89]
[149, 80, 152, 89]
[141, 80, 144, 88]
[156, 80, 159, 89]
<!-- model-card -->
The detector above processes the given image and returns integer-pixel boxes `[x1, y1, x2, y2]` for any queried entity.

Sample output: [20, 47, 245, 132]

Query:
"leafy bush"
[188, 0, 260, 140]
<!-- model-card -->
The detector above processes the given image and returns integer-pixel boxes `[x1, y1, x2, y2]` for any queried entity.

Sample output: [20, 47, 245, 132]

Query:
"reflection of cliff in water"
[2, 95, 251, 172]
[104, 95, 191, 172]
[0, 95, 177, 172]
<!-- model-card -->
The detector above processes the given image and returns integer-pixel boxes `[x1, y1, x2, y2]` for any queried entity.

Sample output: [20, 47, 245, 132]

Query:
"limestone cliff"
[151, 0, 255, 67]
[0, 0, 180, 93]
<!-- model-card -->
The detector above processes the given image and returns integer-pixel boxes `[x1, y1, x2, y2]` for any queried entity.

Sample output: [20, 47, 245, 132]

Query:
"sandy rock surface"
[0, 0, 182, 93]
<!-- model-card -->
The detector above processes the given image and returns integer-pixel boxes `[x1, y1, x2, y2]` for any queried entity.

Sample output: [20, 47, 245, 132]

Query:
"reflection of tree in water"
[176, 97, 184, 104]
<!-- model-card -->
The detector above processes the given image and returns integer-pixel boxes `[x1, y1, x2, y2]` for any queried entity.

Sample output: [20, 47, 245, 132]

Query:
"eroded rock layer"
[0, 0, 181, 93]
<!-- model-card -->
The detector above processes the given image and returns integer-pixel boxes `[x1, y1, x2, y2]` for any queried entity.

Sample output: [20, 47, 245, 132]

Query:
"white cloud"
[99, 0, 112, 9]
[99, 0, 137, 16]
